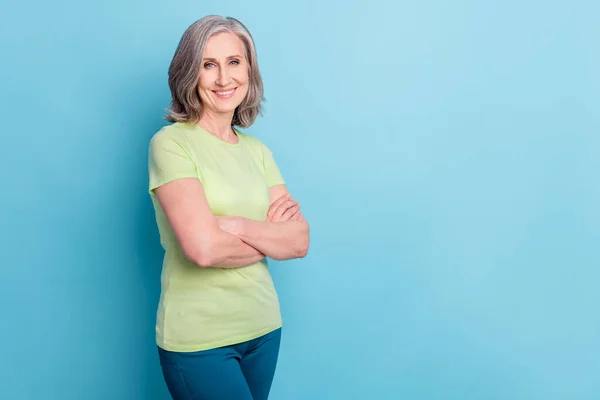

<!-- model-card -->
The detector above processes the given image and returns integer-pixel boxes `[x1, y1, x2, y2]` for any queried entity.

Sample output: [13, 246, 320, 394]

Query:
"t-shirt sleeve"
[148, 132, 198, 193]
[261, 142, 285, 187]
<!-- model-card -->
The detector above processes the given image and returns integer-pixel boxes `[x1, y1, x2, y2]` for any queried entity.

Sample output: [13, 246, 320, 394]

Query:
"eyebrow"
[203, 55, 243, 62]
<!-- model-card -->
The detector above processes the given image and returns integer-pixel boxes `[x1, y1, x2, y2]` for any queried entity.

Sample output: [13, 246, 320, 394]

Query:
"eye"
[203, 62, 215, 68]
[230, 59, 240, 66]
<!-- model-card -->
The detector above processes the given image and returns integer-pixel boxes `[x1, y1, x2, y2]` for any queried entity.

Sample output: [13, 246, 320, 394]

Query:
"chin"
[214, 102, 240, 114]
[215, 99, 244, 113]
[216, 107, 238, 115]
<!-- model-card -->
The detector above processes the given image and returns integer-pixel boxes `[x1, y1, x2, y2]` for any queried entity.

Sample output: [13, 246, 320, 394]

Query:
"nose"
[216, 65, 231, 86]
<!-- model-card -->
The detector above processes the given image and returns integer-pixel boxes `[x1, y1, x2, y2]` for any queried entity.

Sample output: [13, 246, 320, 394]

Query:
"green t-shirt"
[148, 122, 285, 352]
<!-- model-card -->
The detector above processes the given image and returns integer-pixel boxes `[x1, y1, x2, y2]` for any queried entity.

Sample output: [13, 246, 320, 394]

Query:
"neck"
[197, 110, 237, 142]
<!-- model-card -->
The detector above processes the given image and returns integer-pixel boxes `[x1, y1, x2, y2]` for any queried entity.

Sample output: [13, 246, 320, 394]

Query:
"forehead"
[203, 32, 246, 58]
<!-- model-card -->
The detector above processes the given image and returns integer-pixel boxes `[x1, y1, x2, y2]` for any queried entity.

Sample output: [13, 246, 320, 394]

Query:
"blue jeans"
[158, 328, 282, 400]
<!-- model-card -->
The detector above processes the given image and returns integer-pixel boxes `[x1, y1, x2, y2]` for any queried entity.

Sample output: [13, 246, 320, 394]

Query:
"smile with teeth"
[213, 88, 237, 99]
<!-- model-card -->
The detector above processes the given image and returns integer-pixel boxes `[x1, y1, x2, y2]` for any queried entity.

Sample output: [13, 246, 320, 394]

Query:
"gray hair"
[166, 15, 264, 128]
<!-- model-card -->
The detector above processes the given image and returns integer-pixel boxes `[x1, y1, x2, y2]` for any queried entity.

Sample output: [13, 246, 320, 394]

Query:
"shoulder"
[150, 122, 192, 145]
[148, 123, 199, 164]
[149, 123, 197, 154]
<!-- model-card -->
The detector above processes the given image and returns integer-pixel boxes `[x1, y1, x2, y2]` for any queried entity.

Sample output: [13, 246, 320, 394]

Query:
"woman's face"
[197, 32, 250, 117]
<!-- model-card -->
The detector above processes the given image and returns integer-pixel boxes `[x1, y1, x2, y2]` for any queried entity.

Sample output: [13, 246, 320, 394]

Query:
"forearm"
[235, 219, 310, 261]
[193, 229, 266, 268]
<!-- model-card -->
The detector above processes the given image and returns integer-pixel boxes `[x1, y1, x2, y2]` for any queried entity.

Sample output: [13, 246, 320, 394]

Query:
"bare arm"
[155, 178, 265, 268]
[217, 184, 310, 261]
[232, 218, 309, 261]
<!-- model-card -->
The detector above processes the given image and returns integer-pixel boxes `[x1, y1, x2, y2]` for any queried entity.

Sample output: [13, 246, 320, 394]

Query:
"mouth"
[213, 88, 237, 99]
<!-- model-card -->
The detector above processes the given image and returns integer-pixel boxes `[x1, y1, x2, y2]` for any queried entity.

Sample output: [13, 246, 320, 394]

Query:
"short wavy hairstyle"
[165, 15, 264, 128]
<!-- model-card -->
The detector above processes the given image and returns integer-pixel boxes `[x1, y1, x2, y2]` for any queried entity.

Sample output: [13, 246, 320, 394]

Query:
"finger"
[273, 200, 297, 220]
[292, 211, 305, 222]
[270, 200, 297, 222]
[273, 199, 297, 216]
[267, 194, 291, 218]
[280, 204, 300, 221]
[268, 194, 288, 213]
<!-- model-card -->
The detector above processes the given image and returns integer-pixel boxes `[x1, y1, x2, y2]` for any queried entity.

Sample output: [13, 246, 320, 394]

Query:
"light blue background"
[1, 0, 598, 399]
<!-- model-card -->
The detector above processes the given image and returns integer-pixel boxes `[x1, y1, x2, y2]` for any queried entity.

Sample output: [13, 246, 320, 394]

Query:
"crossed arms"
[154, 178, 310, 268]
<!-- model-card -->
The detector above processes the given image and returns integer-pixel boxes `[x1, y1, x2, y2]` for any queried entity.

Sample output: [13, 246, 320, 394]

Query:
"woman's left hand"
[267, 194, 301, 222]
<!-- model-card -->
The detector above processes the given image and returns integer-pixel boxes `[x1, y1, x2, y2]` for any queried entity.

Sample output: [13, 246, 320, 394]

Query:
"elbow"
[184, 249, 213, 267]
[295, 226, 310, 259]
[296, 244, 309, 258]
[271, 239, 308, 261]
[179, 228, 225, 267]
[182, 243, 214, 268]
[194, 253, 214, 268]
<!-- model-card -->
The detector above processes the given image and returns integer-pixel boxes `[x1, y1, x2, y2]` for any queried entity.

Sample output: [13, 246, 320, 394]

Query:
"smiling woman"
[166, 16, 264, 129]
[147, 15, 310, 400]
[197, 33, 249, 120]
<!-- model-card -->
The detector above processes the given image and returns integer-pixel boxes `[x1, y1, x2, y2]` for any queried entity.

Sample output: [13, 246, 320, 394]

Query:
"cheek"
[235, 74, 250, 98]
[198, 72, 214, 90]
[234, 68, 250, 85]
[236, 82, 249, 99]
